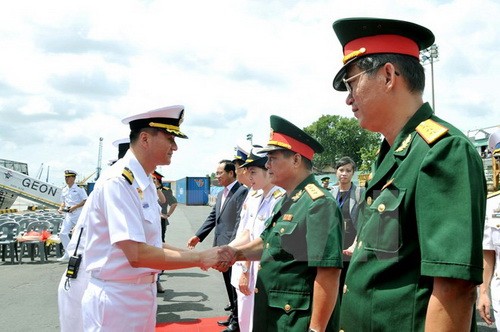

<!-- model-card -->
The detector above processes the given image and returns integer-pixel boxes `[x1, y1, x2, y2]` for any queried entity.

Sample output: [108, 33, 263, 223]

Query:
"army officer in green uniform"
[331, 18, 487, 331]
[217, 115, 343, 332]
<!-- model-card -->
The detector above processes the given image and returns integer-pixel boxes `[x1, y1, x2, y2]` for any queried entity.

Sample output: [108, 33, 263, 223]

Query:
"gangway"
[0, 165, 61, 209]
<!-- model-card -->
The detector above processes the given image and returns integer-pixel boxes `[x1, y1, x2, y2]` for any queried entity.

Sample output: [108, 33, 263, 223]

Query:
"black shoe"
[217, 314, 234, 326]
[224, 304, 234, 311]
[217, 315, 234, 326]
[222, 322, 239, 332]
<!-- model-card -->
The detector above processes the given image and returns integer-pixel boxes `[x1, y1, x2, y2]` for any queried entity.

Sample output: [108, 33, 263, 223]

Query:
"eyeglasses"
[342, 67, 378, 94]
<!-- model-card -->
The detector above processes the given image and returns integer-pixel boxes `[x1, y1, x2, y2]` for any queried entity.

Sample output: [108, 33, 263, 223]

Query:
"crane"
[36, 163, 44, 179]
[95, 137, 103, 181]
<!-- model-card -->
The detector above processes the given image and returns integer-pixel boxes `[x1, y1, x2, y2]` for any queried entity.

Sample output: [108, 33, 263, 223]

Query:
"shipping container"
[86, 182, 95, 195]
[170, 181, 177, 199]
[174, 177, 210, 205]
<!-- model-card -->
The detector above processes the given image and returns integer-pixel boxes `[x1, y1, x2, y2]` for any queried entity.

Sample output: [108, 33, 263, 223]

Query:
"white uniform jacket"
[83, 150, 162, 281]
[61, 183, 88, 224]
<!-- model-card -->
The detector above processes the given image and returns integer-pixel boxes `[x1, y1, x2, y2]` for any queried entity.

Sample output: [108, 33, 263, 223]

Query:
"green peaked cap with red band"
[332, 17, 435, 91]
[259, 115, 324, 161]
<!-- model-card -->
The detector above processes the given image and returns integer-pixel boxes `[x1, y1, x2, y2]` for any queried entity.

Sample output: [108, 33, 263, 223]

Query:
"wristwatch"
[308, 329, 318, 332]
[241, 264, 248, 273]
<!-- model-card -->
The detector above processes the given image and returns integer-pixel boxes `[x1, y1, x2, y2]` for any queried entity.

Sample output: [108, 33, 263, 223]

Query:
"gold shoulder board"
[122, 167, 134, 185]
[488, 190, 500, 199]
[416, 119, 449, 144]
[273, 189, 284, 199]
[304, 184, 325, 201]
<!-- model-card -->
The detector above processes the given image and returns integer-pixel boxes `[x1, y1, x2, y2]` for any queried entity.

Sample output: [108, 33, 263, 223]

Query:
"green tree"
[359, 145, 379, 174]
[303, 115, 380, 172]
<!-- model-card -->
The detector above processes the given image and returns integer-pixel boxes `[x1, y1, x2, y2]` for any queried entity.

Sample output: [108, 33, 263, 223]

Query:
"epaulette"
[416, 119, 449, 144]
[304, 183, 325, 201]
[273, 189, 284, 199]
[488, 190, 500, 199]
[122, 167, 134, 185]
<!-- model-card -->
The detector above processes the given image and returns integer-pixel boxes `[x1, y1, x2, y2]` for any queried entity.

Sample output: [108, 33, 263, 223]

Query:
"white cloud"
[0, 0, 498, 186]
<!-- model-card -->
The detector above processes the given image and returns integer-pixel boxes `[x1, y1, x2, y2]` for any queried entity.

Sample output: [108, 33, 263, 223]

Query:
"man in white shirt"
[81, 105, 221, 331]
[57, 170, 87, 262]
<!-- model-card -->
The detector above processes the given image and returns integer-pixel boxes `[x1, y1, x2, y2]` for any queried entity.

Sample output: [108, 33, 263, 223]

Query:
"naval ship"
[0, 158, 61, 210]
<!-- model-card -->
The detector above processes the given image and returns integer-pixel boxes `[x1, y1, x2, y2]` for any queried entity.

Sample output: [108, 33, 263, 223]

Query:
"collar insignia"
[395, 134, 412, 152]
[381, 178, 394, 191]
[291, 190, 303, 201]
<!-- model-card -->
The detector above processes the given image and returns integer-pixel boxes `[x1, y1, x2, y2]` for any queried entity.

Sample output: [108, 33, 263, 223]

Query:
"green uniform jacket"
[339, 103, 487, 331]
[253, 174, 343, 332]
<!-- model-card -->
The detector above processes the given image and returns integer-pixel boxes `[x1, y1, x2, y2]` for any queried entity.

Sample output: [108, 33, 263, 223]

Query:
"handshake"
[198, 245, 239, 272]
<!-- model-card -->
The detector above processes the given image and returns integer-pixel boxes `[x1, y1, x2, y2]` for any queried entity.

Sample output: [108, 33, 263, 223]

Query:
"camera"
[65, 254, 82, 279]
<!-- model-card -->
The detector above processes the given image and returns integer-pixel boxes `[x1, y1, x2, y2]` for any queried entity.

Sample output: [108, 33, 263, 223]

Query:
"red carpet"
[156, 316, 227, 332]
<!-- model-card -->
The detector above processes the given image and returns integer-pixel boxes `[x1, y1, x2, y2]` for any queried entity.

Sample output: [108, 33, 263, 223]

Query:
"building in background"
[467, 125, 500, 192]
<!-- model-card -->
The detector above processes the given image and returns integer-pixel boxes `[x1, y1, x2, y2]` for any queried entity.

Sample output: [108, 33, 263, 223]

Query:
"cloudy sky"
[1, 0, 499, 186]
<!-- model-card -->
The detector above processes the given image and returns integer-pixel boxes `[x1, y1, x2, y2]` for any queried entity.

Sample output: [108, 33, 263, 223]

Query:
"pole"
[430, 57, 435, 111]
[420, 44, 438, 113]
[95, 137, 103, 181]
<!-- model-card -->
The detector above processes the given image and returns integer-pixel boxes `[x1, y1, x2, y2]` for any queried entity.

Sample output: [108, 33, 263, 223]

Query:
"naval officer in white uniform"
[57, 138, 132, 332]
[228, 148, 284, 332]
[81, 105, 221, 331]
[478, 191, 500, 330]
[58, 170, 88, 261]
[57, 203, 89, 332]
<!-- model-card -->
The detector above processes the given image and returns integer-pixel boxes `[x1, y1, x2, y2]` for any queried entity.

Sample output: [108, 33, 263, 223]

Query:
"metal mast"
[95, 137, 103, 181]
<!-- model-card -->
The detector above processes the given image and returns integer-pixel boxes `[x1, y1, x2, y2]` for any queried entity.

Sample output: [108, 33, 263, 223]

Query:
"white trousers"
[60, 211, 81, 252]
[236, 288, 254, 332]
[231, 263, 257, 332]
[82, 277, 157, 332]
[491, 276, 500, 332]
[57, 267, 90, 332]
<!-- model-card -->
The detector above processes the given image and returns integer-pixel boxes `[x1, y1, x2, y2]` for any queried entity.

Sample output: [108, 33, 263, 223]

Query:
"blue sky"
[1, 0, 499, 185]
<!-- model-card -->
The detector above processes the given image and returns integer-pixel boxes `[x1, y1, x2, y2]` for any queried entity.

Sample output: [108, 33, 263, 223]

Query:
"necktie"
[220, 187, 229, 211]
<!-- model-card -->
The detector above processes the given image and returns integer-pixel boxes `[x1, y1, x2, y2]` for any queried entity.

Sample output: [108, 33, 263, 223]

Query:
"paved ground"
[0, 204, 229, 331]
[0, 203, 497, 331]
